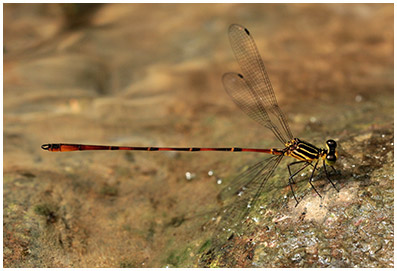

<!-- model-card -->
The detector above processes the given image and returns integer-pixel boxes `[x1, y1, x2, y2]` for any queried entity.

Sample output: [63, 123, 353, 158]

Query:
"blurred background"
[4, 3, 393, 267]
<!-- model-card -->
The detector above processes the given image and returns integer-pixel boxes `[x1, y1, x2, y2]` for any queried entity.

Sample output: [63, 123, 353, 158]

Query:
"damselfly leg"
[323, 160, 339, 192]
[287, 161, 313, 206]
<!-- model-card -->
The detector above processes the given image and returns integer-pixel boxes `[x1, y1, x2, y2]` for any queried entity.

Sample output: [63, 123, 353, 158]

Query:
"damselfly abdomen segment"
[41, 24, 339, 207]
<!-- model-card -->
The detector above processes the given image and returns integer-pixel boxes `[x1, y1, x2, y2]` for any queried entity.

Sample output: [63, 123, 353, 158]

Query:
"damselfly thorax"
[283, 138, 338, 165]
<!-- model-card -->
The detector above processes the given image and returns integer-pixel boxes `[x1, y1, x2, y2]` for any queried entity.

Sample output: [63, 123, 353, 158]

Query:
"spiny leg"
[308, 160, 322, 198]
[287, 161, 312, 206]
[287, 161, 308, 184]
[323, 160, 339, 192]
[331, 165, 338, 175]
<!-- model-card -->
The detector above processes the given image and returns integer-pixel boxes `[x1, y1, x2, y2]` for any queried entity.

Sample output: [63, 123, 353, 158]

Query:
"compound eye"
[327, 140, 337, 148]
[326, 154, 336, 161]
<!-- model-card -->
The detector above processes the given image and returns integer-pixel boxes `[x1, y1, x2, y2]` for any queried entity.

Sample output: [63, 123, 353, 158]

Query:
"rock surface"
[4, 3, 393, 267]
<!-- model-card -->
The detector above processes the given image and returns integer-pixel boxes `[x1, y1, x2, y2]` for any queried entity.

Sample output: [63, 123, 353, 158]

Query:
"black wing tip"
[222, 72, 244, 81]
[229, 24, 250, 35]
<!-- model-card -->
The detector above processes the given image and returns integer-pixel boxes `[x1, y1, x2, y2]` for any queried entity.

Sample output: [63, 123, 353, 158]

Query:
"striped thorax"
[283, 138, 338, 166]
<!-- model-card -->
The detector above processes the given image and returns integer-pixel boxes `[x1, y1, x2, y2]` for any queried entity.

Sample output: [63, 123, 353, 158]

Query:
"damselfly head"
[325, 139, 338, 165]
[325, 153, 337, 165]
[326, 139, 337, 149]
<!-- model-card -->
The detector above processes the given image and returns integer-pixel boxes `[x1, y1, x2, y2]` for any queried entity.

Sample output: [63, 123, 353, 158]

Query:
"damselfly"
[41, 24, 338, 207]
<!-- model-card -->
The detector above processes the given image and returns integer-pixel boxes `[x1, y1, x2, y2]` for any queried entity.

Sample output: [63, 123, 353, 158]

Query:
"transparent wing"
[167, 156, 284, 230]
[223, 73, 286, 144]
[216, 155, 284, 226]
[218, 155, 279, 202]
[224, 24, 293, 144]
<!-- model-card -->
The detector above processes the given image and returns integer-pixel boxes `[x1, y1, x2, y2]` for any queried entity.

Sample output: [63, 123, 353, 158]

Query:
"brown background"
[4, 3, 393, 267]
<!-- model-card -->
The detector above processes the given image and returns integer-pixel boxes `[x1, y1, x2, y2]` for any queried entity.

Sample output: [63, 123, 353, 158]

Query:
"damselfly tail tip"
[41, 144, 51, 150]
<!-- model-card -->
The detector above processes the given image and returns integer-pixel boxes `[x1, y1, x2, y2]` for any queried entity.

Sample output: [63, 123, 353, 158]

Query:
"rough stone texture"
[4, 3, 393, 267]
